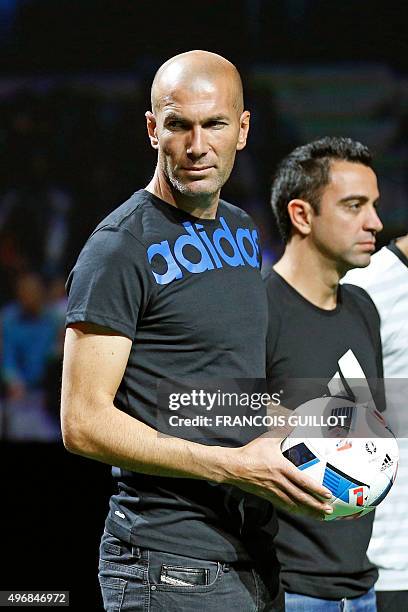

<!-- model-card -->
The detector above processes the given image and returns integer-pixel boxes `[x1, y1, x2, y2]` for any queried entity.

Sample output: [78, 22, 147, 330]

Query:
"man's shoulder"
[341, 282, 372, 302]
[218, 199, 257, 226]
[263, 269, 287, 297]
[341, 283, 380, 326]
[263, 267, 278, 285]
[262, 270, 290, 319]
[71, 191, 154, 273]
[93, 189, 156, 240]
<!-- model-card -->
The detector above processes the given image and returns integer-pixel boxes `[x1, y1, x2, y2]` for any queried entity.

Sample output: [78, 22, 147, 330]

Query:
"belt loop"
[222, 562, 231, 572]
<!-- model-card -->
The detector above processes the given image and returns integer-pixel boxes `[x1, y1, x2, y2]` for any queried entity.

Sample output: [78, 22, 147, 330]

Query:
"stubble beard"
[165, 167, 225, 204]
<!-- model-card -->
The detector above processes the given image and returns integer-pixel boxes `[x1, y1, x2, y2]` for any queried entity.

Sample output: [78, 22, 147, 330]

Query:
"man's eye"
[348, 202, 361, 210]
[167, 120, 185, 129]
[207, 121, 227, 128]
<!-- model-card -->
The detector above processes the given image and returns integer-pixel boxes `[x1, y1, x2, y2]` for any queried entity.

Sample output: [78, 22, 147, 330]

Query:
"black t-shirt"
[264, 269, 384, 599]
[66, 189, 275, 562]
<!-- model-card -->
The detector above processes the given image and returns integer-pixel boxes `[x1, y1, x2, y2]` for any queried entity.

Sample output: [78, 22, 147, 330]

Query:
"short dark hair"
[271, 136, 373, 242]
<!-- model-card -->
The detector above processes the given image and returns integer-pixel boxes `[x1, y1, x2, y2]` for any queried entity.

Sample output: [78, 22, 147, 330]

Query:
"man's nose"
[186, 127, 208, 158]
[365, 206, 383, 234]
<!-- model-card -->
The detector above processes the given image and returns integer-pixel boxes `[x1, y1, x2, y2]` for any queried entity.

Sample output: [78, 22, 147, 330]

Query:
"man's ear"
[287, 199, 313, 237]
[236, 110, 250, 151]
[145, 111, 159, 150]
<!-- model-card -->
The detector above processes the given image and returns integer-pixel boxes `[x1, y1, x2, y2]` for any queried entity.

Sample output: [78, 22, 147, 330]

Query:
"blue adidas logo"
[147, 216, 260, 285]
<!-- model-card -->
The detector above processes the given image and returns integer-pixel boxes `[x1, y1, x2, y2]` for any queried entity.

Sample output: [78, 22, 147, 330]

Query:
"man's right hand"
[224, 434, 333, 520]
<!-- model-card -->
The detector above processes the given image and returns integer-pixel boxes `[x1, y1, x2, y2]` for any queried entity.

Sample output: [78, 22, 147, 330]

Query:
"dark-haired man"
[265, 137, 384, 611]
[61, 51, 332, 611]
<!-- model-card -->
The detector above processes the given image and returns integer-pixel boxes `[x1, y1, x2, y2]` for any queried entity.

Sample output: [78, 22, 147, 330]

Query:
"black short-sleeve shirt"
[264, 269, 384, 599]
[66, 189, 273, 562]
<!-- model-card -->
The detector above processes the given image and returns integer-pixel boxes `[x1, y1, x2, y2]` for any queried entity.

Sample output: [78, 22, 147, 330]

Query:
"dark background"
[0, 1, 407, 608]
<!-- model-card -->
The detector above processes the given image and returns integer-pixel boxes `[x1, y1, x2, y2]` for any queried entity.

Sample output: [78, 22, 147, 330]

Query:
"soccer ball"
[281, 396, 399, 520]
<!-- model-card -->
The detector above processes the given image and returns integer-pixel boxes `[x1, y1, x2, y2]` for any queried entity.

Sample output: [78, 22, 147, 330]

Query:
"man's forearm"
[62, 400, 235, 484]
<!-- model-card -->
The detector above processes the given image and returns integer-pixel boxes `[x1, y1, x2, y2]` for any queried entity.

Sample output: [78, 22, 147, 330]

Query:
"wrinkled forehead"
[152, 70, 241, 117]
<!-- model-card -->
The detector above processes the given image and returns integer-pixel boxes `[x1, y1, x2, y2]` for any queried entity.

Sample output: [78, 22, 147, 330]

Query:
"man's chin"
[345, 254, 372, 271]
[171, 177, 220, 199]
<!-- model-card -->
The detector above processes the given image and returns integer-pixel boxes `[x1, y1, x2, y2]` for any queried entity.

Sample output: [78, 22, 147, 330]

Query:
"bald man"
[61, 51, 332, 611]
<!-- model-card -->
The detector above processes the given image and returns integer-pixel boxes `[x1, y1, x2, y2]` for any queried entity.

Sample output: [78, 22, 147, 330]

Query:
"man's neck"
[145, 171, 219, 220]
[274, 240, 341, 310]
[396, 234, 408, 258]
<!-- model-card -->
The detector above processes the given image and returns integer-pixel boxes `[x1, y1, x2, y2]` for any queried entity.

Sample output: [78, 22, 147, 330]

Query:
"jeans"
[98, 529, 280, 611]
[285, 587, 377, 611]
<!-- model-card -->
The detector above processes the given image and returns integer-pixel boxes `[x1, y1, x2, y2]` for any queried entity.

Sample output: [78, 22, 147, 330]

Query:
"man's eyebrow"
[338, 195, 368, 203]
[163, 112, 188, 122]
[163, 112, 229, 123]
[203, 114, 229, 121]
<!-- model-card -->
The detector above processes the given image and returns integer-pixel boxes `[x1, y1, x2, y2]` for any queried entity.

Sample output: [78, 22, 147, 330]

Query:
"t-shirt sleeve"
[65, 226, 152, 339]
